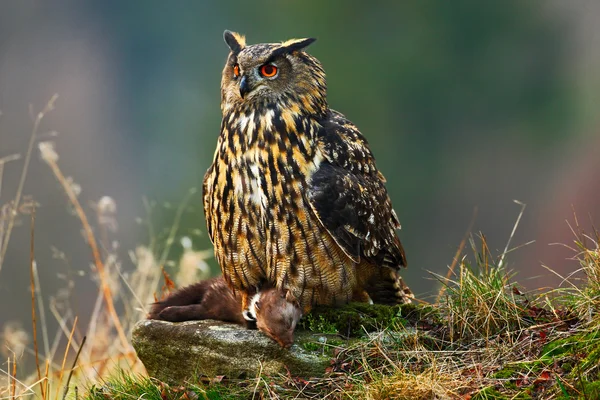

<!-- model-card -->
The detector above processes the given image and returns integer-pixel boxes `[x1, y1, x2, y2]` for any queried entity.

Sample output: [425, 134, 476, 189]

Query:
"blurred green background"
[1, 0, 600, 328]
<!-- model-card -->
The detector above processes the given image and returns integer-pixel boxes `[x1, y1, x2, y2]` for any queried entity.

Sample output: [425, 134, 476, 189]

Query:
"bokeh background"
[1, 1, 600, 335]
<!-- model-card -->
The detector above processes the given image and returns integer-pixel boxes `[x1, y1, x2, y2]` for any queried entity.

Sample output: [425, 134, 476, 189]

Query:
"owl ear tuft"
[223, 30, 246, 54]
[269, 37, 316, 60]
[281, 37, 316, 52]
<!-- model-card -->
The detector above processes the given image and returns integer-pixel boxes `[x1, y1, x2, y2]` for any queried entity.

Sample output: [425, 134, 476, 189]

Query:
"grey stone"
[132, 319, 331, 384]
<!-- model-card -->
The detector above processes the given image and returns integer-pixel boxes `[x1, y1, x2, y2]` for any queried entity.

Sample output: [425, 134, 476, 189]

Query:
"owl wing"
[202, 164, 216, 245]
[308, 110, 407, 271]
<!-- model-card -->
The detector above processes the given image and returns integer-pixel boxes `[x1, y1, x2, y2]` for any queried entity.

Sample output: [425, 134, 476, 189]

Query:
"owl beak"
[239, 75, 250, 98]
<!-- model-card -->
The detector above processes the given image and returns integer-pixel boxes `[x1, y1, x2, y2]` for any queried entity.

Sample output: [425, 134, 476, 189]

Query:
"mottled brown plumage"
[203, 31, 412, 314]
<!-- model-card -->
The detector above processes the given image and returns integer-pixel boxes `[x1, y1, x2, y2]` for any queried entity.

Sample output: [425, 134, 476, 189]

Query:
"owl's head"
[220, 30, 327, 114]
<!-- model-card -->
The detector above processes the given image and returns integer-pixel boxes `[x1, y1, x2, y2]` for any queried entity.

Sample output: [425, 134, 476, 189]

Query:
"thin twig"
[11, 355, 17, 400]
[83, 285, 105, 364]
[117, 266, 148, 314]
[142, 196, 156, 252]
[498, 200, 526, 269]
[62, 336, 86, 400]
[251, 360, 264, 400]
[29, 207, 44, 399]
[0, 154, 21, 200]
[49, 305, 80, 352]
[150, 188, 197, 298]
[0, 363, 32, 399]
[33, 261, 50, 362]
[158, 188, 198, 267]
[0, 95, 58, 273]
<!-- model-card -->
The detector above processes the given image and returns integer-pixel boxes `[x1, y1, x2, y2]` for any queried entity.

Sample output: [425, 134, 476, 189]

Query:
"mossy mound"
[299, 301, 437, 337]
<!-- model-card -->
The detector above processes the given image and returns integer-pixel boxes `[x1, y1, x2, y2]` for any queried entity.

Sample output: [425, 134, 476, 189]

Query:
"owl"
[203, 31, 413, 316]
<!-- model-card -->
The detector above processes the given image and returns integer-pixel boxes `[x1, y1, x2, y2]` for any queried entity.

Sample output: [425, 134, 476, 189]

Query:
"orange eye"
[233, 64, 240, 78]
[260, 64, 278, 78]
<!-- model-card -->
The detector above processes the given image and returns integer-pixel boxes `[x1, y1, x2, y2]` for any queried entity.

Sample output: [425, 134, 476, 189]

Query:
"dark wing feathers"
[308, 110, 406, 270]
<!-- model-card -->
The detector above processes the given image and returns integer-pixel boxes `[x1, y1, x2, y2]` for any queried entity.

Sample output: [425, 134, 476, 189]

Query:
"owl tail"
[364, 268, 414, 305]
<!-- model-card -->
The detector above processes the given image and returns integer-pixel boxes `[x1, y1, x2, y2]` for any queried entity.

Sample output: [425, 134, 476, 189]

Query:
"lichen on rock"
[132, 319, 330, 384]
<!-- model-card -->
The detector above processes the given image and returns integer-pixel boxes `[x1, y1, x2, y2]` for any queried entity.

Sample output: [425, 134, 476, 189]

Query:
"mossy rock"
[133, 303, 437, 385]
[132, 319, 330, 385]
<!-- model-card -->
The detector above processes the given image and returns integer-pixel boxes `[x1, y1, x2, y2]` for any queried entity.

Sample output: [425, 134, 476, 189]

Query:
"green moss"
[494, 362, 539, 380]
[299, 302, 434, 337]
[301, 341, 322, 352]
[542, 330, 600, 359]
[303, 313, 339, 334]
[494, 367, 517, 380]
[472, 385, 534, 400]
[295, 333, 353, 358]
[472, 386, 505, 399]
[561, 361, 574, 374]
[542, 336, 580, 360]
[326, 337, 345, 347]
[581, 380, 600, 398]
[540, 329, 600, 383]
[580, 337, 600, 376]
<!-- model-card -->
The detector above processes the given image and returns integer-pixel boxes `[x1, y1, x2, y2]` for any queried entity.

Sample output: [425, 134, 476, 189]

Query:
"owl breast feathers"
[203, 30, 412, 312]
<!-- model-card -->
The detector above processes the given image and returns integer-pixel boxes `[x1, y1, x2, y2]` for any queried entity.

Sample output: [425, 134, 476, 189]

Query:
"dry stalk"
[498, 200, 527, 269]
[0, 154, 21, 200]
[33, 261, 50, 365]
[43, 359, 49, 400]
[0, 95, 58, 273]
[149, 188, 198, 298]
[437, 207, 477, 303]
[11, 356, 17, 400]
[54, 317, 78, 400]
[43, 156, 129, 350]
[62, 336, 86, 400]
[29, 207, 44, 399]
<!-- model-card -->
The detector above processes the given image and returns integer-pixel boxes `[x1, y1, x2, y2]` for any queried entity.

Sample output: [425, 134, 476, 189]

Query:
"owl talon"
[352, 289, 373, 304]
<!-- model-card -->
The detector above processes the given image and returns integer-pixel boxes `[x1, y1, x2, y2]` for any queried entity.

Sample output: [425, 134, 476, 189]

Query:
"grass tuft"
[568, 221, 600, 328]
[435, 234, 530, 343]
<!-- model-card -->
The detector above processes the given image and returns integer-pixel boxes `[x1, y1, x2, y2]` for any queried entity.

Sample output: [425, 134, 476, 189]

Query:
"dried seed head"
[97, 196, 117, 214]
[38, 141, 58, 163]
[1, 321, 30, 358]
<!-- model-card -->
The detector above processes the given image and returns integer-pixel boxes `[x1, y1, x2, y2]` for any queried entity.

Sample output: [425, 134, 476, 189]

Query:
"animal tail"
[147, 281, 209, 319]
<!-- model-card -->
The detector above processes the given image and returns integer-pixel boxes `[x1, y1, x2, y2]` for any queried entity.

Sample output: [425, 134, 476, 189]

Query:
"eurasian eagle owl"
[203, 31, 413, 316]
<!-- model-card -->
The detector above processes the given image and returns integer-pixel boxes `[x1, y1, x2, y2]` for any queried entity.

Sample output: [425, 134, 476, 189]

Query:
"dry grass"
[0, 97, 210, 400]
[437, 239, 527, 343]
[364, 368, 462, 400]
[558, 215, 600, 328]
